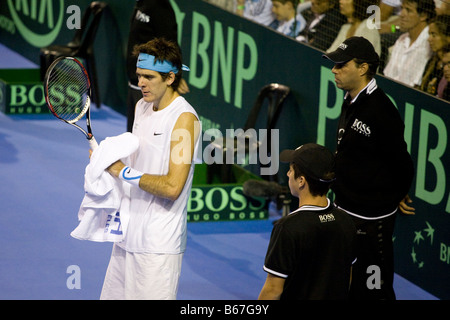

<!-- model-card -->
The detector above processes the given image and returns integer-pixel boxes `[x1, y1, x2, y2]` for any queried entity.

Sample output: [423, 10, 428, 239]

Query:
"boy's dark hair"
[292, 163, 335, 197]
[133, 38, 183, 90]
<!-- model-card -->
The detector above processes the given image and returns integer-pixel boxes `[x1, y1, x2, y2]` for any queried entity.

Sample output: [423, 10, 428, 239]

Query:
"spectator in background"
[271, 0, 307, 38]
[383, 0, 436, 87]
[327, 0, 382, 56]
[296, 0, 347, 51]
[236, 0, 276, 26]
[418, 14, 450, 95]
[379, 0, 402, 33]
[378, 0, 402, 70]
[437, 44, 450, 101]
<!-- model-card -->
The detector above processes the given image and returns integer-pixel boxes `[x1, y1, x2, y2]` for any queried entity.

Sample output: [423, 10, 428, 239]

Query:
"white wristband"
[119, 166, 143, 187]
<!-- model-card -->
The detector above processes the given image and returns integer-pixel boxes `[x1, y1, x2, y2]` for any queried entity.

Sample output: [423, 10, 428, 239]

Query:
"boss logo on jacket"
[337, 79, 377, 145]
[350, 118, 371, 137]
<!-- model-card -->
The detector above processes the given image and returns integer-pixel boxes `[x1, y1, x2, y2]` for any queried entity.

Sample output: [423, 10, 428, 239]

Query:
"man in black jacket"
[323, 37, 414, 300]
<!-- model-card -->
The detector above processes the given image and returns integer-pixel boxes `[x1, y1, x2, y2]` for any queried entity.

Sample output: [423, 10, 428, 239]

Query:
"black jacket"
[332, 80, 414, 218]
[126, 0, 178, 85]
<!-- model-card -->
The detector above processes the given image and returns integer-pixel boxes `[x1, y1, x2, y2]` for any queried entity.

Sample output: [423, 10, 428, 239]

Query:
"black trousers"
[349, 212, 397, 300]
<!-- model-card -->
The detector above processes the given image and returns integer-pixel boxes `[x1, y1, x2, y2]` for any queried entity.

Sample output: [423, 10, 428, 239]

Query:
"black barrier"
[1, 0, 449, 299]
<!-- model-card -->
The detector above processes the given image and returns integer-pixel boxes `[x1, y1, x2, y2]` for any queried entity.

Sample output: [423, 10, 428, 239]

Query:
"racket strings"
[46, 59, 90, 122]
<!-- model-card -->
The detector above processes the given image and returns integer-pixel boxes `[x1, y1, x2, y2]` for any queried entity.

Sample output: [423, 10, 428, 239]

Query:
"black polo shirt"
[263, 200, 356, 300]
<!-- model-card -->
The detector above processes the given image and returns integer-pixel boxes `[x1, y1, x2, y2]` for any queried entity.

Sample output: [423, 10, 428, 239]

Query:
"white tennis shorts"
[100, 244, 183, 300]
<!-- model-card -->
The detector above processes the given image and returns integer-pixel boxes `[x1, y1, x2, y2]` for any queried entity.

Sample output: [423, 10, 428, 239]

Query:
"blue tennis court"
[0, 44, 438, 300]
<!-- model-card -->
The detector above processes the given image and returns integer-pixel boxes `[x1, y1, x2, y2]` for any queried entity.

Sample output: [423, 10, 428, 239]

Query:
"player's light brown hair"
[133, 38, 183, 90]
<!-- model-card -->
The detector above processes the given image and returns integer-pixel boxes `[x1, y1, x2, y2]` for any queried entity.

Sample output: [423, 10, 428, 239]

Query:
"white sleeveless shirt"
[117, 96, 200, 253]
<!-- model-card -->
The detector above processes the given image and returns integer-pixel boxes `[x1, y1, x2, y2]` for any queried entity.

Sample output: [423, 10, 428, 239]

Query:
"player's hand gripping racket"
[44, 56, 98, 150]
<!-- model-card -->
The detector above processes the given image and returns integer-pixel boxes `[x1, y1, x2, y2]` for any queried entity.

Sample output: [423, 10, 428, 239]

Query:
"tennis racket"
[44, 56, 98, 150]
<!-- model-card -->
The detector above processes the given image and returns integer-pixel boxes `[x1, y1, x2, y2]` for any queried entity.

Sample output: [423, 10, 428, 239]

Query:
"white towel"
[70, 132, 139, 242]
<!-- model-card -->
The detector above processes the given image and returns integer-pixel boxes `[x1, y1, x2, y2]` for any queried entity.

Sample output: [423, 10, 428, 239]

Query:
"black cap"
[322, 36, 379, 64]
[280, 143, 335, 182]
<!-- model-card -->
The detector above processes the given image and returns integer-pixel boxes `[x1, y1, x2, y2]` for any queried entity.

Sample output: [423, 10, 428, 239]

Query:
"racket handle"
[88, 136, 99, 150]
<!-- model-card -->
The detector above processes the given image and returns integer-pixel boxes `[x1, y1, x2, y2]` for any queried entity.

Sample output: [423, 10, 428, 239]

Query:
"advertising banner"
[187, 184, 267, 223]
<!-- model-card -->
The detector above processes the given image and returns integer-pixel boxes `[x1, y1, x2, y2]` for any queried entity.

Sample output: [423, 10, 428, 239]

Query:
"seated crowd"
[207, 0, 450, 102]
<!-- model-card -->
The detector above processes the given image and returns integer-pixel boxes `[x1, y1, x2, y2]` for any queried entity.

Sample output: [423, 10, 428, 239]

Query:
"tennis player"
[100, 38, 201, 300]
[259, 143, 357, 300]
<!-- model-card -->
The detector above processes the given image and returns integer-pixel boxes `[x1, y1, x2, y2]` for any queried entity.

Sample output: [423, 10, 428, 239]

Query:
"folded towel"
[70, 132, 139, 242]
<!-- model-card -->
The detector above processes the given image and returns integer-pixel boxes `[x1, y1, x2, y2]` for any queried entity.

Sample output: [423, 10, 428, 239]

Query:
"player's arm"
[107, 112, 200, 201]
[258, 273, 285, 300]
